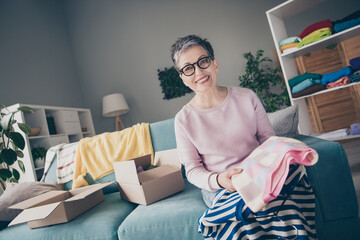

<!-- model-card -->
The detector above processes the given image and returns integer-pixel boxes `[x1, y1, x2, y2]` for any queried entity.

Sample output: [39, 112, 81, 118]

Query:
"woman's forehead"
[178, 45, 207, 65]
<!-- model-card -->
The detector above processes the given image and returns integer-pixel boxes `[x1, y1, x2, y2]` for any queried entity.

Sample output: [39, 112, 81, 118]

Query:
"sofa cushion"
[149, 118, 177, 152]
[0, 192, 137, 240]
[0, 182, 62, 222]
[267, 105, 299, 137]
[118, 180, 206, 240]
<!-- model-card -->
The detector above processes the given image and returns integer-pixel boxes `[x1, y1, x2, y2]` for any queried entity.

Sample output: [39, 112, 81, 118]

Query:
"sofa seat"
[117, 180, 207, 240]
[0, 192, 137, 240]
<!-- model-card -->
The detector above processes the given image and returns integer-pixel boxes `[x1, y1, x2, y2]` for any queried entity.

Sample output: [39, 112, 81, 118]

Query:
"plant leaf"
[12, 168, 20, 180]
[10, 132, 25, 150]
[0, 168, 12, 180]
[1, 148, 17, 165]
[18, 106, 34, 113]
[18, 160, 25, 173]
[18, 123, 31, 135]
[15, 150, 24, 158]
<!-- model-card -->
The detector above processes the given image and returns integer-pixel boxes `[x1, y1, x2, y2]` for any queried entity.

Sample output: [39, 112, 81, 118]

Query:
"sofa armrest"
[295, 134, 358, 220]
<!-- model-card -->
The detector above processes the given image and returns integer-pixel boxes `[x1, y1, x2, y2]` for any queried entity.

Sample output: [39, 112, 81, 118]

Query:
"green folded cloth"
[297, 30, 332, 48]
[279, 36, 301, 47]
[288, 72, 322, 88]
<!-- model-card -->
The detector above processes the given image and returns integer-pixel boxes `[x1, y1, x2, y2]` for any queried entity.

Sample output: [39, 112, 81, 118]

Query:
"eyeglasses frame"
[179, 56, 213, 76]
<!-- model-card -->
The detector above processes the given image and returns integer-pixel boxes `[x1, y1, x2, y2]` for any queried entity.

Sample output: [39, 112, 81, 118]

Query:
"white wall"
[0, 0, 84, 108]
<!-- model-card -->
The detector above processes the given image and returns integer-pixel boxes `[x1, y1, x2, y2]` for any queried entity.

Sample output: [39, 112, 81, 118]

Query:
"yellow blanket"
[72, 123, 154, 189]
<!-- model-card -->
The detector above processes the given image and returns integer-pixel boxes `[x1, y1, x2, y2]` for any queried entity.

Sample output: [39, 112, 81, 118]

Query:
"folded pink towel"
[232, 136, 318, 212]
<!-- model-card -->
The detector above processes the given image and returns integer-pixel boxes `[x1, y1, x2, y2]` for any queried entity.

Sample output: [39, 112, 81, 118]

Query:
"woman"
[171, 35, 275, 207]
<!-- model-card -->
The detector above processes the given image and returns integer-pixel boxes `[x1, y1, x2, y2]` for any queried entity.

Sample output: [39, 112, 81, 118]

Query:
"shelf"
[5, 103, 95, 182]
[311, 133, 360, 142]
[292, 81, 360, 100]
[29, 135, 49, 140]
[281, 25, 360, 58]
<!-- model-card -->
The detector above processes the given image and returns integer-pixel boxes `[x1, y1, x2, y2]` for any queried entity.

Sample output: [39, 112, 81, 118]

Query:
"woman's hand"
[217, 168, 243, 191]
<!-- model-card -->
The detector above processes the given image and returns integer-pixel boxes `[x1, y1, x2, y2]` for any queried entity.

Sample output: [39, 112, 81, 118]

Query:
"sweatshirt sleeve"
[249, 90, 276, 143]
[175, 114, 221, 192]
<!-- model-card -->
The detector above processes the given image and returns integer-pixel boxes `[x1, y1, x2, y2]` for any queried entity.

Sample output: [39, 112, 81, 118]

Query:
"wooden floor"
[340, 138, 360, 217]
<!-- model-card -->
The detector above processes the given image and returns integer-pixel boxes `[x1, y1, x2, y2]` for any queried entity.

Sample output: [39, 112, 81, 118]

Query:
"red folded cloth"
[326, 76, 350, 89]
[299, 19, 333, 39]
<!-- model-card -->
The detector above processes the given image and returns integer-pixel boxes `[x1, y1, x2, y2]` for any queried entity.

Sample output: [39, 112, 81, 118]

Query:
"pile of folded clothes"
[278, 10, 360, 54]
[350, 123, 360, 135]
[332, 10, 360, 33]
[289, 56, 360, 98]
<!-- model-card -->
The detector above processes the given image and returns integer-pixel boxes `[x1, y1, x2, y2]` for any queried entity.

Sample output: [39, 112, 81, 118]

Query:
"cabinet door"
[306, 87, 360, 133]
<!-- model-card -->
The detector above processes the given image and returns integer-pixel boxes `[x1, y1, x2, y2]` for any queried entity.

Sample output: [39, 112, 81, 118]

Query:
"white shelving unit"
[266, 0, 360, 141]
[5, 104, 95, 182]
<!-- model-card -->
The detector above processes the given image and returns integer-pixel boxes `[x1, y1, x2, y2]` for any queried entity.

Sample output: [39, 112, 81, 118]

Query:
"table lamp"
[102, 93, 130, 131]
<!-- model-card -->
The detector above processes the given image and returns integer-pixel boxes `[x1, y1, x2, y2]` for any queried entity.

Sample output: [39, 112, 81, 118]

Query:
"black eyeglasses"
[179, 56, 212, 76]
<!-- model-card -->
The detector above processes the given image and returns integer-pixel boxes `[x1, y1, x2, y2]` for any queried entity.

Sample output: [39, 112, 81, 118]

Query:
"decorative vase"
[34, 157, 45, 168]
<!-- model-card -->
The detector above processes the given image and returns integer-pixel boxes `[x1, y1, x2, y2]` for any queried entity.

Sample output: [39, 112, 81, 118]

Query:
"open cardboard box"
[113, 153, 185, 205]
[9, 181, 114, 229]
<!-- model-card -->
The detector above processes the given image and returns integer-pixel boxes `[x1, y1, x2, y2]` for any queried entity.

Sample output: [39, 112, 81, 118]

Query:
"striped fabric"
[41, 142, 78, 184]
[198, 164, 316, 240]
[231, 136, 318, 213]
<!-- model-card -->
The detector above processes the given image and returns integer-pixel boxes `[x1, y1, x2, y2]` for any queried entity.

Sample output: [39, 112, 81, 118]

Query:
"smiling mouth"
[196, 76, 209, 84]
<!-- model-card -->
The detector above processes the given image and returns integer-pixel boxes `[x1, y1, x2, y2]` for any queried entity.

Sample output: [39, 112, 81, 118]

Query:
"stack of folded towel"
[279, 36, 301, 54]
[350, 123, 360, 135]
[297, 19, 333, 48]
[288, 72, 325, 98]
[332, 10, 360, 33]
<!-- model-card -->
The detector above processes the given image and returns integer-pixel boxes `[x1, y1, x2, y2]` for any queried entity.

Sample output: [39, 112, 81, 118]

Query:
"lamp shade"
[102, 93, 129, 117]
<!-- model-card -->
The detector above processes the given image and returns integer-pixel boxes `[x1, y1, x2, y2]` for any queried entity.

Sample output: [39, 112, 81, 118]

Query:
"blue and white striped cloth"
[198, 164, 316, 240]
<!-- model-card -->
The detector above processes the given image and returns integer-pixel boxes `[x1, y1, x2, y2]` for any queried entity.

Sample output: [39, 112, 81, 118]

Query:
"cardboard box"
[113, 154, 185, 205]
[9, 182, 114, 229]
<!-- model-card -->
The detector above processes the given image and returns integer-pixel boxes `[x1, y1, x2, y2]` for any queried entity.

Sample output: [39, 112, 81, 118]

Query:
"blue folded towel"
[321, 66, 352, 85]
[334, 17, 360, 33]
[291, 78, 321, 94]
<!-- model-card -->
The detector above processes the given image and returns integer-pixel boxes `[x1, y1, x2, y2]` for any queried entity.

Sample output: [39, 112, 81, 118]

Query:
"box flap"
[9, 191, 68, 210]
[154, 148, 181, 168]
[113, 160, 140, 185]
[113, 155, 151, 185]
[67, 181, 115, 201]
[9, 202, 61, 226]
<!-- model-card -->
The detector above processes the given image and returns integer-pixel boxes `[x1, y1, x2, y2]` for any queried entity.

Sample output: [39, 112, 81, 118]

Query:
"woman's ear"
[213, 58, 219, 73]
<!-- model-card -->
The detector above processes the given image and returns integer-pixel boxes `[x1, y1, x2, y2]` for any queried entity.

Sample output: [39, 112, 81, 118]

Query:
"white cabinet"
[6, 104, 95, 182]
[266, 0, 360, 140]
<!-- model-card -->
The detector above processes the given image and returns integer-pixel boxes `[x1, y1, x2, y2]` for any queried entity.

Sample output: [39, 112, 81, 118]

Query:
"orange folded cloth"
[326, 76, 350, 89]
[280, 42, 299, 52]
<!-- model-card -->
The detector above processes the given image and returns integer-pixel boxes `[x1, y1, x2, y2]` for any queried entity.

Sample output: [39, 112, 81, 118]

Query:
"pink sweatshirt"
[174, 87, 275, 191]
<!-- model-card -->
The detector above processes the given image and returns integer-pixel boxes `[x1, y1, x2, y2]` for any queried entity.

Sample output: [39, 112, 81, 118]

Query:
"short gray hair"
[170, 35, 214, 71]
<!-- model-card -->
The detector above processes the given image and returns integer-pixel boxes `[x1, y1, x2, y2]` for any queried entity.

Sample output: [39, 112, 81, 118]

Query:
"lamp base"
[116, 116, 125, 131]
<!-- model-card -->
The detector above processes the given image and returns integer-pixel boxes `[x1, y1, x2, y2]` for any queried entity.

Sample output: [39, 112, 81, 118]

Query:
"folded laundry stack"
[350, 57, 360, 71]
[288, 73, 324, 98]
[332, 10, 360, 33]
[350, 123, 360, 135]
[279, 36, 301, 54]
[297, 19, 333, 47]
[321, 66, 353, 87]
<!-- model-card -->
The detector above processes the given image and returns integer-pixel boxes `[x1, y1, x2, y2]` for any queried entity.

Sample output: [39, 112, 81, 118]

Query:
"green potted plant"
[238, 50, 290, 112]
[31, 146, 47, 168]
[0, 104, 33, 191]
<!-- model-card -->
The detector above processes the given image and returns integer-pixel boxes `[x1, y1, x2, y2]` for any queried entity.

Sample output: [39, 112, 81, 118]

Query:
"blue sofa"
[1, 118, 359, 240]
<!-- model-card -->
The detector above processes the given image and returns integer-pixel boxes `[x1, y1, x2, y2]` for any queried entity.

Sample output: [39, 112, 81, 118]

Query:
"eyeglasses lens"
[182, 57, 211, 76]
